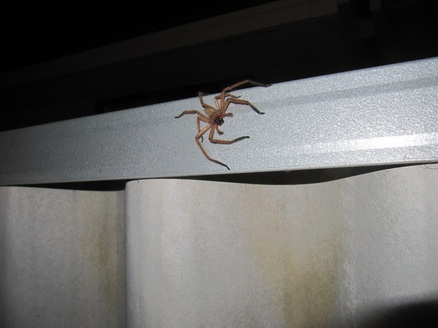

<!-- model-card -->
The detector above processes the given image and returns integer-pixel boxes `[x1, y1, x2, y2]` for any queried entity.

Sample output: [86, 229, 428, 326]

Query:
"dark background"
[0, 0, 437, 132]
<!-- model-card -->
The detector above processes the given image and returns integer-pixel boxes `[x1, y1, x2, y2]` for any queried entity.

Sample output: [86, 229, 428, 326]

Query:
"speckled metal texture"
[1, 57, 437, 185]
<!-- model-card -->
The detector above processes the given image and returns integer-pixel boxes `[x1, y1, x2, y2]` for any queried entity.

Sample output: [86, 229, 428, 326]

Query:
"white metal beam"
[1, 57, 437, 185]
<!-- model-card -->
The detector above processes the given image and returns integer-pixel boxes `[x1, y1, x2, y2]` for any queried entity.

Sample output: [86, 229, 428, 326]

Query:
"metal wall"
[0, 187, 126, 327]
[1, 164, 437, 327]
[126, 164, 438, 327]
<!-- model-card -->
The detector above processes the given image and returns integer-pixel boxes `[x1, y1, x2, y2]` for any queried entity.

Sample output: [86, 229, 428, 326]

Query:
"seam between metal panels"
[0, 57, 437, 185]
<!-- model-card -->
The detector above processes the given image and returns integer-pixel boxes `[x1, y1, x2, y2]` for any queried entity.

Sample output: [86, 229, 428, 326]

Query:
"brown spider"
[175, 79, 270, 170]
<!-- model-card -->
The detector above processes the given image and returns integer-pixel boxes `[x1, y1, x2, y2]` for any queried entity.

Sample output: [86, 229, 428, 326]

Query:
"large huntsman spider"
[175, 79, 270, 170]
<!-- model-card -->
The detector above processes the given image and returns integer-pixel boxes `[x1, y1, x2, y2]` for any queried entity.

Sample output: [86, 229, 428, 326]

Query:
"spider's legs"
[197, 92, 218, 117]
[198, 91, 208, 105]
[223, 79, 271, 93]
[215, 125, 224, 135]
[220, 80, 269, 114]
[208, 126, 249, 145]
[199, 91, 240, 113]
[195, 125, 231, 170]
[197, 116, 209, 142]
[175, 111, 210, 142]
[214, 93, 240, 109]
[223, 97, 265, 114]
[175, 110, 208, 119]
[198, 92, 212, 109]
[217, 93, 240, 99]
[215, 112, 232, 136]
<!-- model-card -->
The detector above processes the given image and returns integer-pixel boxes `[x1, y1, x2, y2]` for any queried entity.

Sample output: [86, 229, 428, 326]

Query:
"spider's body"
[175, 79, 270, 170]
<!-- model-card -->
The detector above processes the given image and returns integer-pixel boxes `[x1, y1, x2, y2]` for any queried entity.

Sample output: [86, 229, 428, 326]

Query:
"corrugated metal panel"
[0, 187, 126, 327]
[126, 164, 438, 327]
[1, 164, 437, 326]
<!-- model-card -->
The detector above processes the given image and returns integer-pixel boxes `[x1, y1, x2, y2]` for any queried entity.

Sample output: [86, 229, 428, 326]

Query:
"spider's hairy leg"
[198, 93, 217, 117]
[210, 135, 250, 144]
[215, 125, 224, 135]
[197, 116, 209, 142]
[224, 97, 265, 114]
[175, 110, 208, 119]
[196, 125, 231, 170]
[214, 93, 240, 109]
[198, 92, 212, 109]
[198, 91, 208, 104]
[224, 79, 271, 93]
[216, 93, 240, 100]
[208, 126, 249, 145]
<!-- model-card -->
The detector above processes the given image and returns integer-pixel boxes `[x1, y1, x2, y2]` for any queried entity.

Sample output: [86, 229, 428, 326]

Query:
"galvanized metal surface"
[1, 57, 437, 185]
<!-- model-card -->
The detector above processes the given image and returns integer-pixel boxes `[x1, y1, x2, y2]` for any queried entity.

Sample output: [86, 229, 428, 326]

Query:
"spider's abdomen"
[215, 117, 224, 126]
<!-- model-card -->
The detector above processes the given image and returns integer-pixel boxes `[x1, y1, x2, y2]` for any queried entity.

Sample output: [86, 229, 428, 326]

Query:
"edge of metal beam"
[1, 57, 437, 185]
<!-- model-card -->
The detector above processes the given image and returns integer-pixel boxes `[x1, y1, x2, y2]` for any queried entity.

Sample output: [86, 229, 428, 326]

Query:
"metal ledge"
[1, 57, 437, 185]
